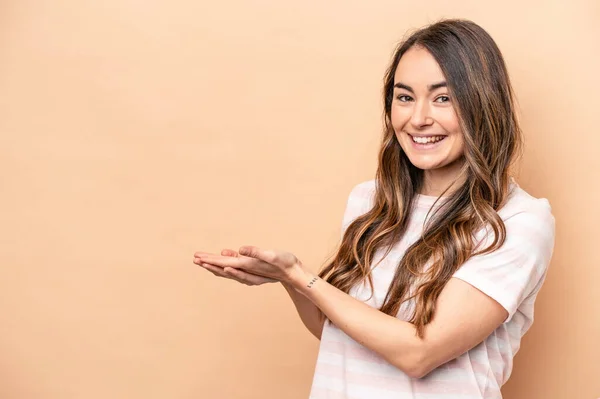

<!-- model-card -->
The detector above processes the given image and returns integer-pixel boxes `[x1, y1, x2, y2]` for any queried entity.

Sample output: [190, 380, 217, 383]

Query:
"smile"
[407, 133, 448, 149]
[410, 134, 447, 144]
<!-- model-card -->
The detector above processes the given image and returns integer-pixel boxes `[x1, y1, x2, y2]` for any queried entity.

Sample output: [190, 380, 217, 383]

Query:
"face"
[391, 46, 465, 175]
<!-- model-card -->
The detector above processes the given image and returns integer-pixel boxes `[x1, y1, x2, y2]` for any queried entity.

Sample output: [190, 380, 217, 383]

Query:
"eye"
[396, 95, 413, 102]
[435, 95, 451, 103]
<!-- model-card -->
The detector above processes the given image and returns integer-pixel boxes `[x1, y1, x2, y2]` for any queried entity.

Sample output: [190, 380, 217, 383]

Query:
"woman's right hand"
[193, 248, 277, 286]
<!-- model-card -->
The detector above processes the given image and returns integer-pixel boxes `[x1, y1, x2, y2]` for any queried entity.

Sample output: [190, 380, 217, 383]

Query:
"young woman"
[193, 19, 555, 398]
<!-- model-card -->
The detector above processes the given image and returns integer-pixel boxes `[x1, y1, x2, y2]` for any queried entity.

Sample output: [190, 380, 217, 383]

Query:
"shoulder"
[480, 181, 556, 262]
[348, 179, 377, 199]
[499, 181, 555, 233]
[340, 179, 377, 228]
[345, 179, 377, 210]
[454, 183, 556, 322]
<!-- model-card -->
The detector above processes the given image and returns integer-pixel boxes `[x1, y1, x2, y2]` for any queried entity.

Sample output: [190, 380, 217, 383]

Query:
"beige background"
[1, 1, 598, 398]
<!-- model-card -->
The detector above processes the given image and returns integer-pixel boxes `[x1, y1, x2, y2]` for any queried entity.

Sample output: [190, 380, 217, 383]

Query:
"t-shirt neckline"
[415, 178, 518, 208]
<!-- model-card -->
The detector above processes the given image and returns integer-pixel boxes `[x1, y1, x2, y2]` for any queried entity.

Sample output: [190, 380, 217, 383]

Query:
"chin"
[408, 153, 465, 174]
[402, 152, 444, 170]
[409, 160, 444, 171]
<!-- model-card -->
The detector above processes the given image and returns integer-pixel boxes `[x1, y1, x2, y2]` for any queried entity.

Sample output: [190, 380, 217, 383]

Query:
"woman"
[193, 19, 555, 398]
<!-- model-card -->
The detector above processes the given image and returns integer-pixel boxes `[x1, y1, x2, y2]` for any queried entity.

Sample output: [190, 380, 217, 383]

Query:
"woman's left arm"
[288, 266, 507, 379]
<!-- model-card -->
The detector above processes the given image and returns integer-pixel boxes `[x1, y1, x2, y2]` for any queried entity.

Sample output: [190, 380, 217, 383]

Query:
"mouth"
[408, 133, 447, 143]
[406, 133, 448, 149]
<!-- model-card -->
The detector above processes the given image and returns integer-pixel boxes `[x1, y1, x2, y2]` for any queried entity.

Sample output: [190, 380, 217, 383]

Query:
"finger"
[194, 249, 239, 259]
[221, 248, 239, 257]
[200, 263, 226, 276]
[194, 251, 215, 258]
[193, 257, 215, 265]
[239, 245, 276, 264]
[201, 263, 249, 285]
[224, 267, 276, 284]
[199, 254, 246, 268]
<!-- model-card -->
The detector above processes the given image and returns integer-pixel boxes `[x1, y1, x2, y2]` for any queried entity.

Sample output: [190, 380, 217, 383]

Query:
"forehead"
[393, 46, 446, 86]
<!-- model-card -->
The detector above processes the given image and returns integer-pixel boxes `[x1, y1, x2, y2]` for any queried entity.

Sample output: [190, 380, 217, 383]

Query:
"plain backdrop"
[1, 1, 598, 398]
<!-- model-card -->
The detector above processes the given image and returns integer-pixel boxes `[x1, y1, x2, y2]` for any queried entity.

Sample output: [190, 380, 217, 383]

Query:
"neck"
[419, 159, 466, 197]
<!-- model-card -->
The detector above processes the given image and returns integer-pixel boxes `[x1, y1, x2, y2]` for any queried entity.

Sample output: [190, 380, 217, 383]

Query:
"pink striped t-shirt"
[309, 179, 555, 399]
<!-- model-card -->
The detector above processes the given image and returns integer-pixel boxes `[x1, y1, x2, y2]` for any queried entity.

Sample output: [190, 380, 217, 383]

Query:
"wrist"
[285, 263, 317, 291]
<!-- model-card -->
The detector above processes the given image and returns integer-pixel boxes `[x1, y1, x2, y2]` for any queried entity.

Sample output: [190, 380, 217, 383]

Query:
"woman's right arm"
[282, 281, 326, 340]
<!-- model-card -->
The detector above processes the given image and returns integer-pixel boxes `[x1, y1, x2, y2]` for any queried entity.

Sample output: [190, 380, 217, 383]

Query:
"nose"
[410, 100, 434, 128]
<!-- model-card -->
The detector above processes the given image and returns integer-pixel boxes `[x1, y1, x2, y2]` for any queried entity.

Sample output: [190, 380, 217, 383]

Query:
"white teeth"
[411, 135, 445, 144]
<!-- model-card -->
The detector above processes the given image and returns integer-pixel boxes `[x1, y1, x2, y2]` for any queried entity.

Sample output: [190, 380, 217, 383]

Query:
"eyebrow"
[393, 81, 447, 93]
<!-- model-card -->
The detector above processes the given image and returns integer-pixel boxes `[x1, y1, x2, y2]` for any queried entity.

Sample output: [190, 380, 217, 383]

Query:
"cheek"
[437, 110, 464, 153]
[454, 135, 466, 154]
[390, 106, 409, 130]
[448, 129, 466, 160]
[437, 108, 462, 135]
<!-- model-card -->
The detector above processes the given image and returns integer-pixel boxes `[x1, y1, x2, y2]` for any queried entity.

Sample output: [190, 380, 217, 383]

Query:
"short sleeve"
[452, 203, 556, 323]
[340, 180, 376, 239]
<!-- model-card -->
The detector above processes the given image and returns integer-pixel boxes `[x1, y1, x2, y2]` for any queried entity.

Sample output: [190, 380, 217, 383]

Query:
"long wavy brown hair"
[318, 19, 523, 338]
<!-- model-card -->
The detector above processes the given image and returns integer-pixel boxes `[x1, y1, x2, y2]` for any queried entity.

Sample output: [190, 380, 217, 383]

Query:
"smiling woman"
[194, 18, 555, 399]
[391, 48, 465, 187]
